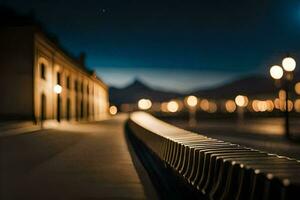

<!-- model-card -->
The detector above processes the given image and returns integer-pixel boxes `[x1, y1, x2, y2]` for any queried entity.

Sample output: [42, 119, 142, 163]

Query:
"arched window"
[40, 63, 46, 80]
[66, 76, 70, 89]
[41, 93, 46, 120]
[57, 72, 61, 85]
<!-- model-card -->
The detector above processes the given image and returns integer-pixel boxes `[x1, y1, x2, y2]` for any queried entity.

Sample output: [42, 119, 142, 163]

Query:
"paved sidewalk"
[0, 121, 41, 138]
[0, 114, 157, 199]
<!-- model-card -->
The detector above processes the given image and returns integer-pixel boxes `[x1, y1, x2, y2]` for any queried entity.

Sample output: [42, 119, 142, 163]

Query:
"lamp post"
[269, 56, 296, 139]
[186, 95, 198, 127]
[235, 95, 248, 124]
[54, 84, 62, 122]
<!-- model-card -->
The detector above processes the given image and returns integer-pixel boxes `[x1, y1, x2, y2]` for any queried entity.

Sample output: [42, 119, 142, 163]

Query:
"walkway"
[0, 114, 157, 199]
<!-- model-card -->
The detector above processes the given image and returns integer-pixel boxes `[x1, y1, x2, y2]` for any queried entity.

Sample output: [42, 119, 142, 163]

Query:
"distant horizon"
[99, 68, 266, 93]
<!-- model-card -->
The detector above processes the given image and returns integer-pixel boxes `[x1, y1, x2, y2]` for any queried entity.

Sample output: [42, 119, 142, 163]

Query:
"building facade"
[0, 26, 109, 122]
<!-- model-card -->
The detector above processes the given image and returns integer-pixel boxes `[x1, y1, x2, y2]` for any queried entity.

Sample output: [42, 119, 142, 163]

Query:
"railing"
[127, 112, 300, 200]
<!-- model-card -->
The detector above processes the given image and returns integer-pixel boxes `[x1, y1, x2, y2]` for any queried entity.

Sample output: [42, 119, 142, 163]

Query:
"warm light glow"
[252, 100, 274, 112]
[266, 100, 274, 112]
[235, 95, 248, 107]
[186, 95, 198, 107]
[287, 100, 293, 112]
[294, 99, 300, 112]
[270, 65, 283, 79]
[295, 82, 300, 95]
[138, 99, 152, 110]
[109, 106, 118, 115]
[161, 102, 169, 112]
[282, 57, 296, 72]
[279, 90, 286, 100]
[208, 101, 217, 113]
[274, 98, 280, 109]
[280, 100, 293, 111]
[54, 84, 62, 94]
[257, 101, 267, 112]
[167, 101, 179, 113]
[252, 100, 259, 112]
[200, 99, 209, 111]
[225, 100, 236, 113]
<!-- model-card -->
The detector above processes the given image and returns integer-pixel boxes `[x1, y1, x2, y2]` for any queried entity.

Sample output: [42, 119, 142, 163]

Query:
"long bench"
[127, 112, 300, 200]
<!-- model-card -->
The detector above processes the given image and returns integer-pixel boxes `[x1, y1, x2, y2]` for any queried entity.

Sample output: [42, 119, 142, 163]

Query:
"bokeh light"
[109, 106, 118, 115]
[274, 98, 280, 110]
[270, 65, 283, 79]
[138, 99, 152, 110]
[279, 90, 286, 100]
[200, 99, 210, 111]
[235, 95, 249, 107]
[266, 100, 274, 112]
[167, 100, 179, 113]
[282, 57, 296, 72]
[225, 100, 236, 113]
[208, 101, 217, 113]
[294, 99, 300, 112]
[295, 82, 300, 95]
[54, 84, 62, 94]
[186, 95, 198, 107]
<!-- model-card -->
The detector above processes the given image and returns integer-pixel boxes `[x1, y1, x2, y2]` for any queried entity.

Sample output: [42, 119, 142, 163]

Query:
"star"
[98, 8, 107, 15]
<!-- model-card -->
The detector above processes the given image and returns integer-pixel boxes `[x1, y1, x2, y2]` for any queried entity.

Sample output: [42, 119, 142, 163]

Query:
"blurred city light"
[282, 57, 296, 72]
[186, 95, 198, 107]
[271, 57, 296, 140]
[279, 100, 293, 111]
[235, 95, 249, 107]
[160, 102, 168, 112]
[270, 65, 283, 79]
[266, 100, 274, 112]
[295, 82, 300, 95]
[252, 100, 259, 112]
[208, 101, 217, 113]
[287, 100, 293, 112]
[274, 98, 280, 109]
[279, 90, 286, 100]
[294, 99, 300, 112]
[54, 84, 62, 94]
[138, 99, 152, 110]
[225, 100, 236, 113]
[109, 106, 118, 115]
[167, 100, 179, 113]
[257, 101, 267, 112]
[200, 99, 210, 111]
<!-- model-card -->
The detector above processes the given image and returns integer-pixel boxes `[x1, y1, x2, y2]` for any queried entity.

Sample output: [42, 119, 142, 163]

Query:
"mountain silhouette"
[190, 75, 275, 99]
[190, 71, 300, 99]
[109, 78, 182, 105]
[109, 71, 300, 105]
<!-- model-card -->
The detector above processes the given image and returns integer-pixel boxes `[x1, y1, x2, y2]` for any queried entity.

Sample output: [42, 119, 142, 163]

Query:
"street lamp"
[282, 57, 296, 72]
[185, 95, 198, 127]
[54, 84, 62, 122]
[269, 56, 296, 139]
[270, 65, 283, 80]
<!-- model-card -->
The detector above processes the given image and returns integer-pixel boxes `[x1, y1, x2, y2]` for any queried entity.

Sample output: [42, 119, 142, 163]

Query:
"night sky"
[2, 0, 300, 92]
